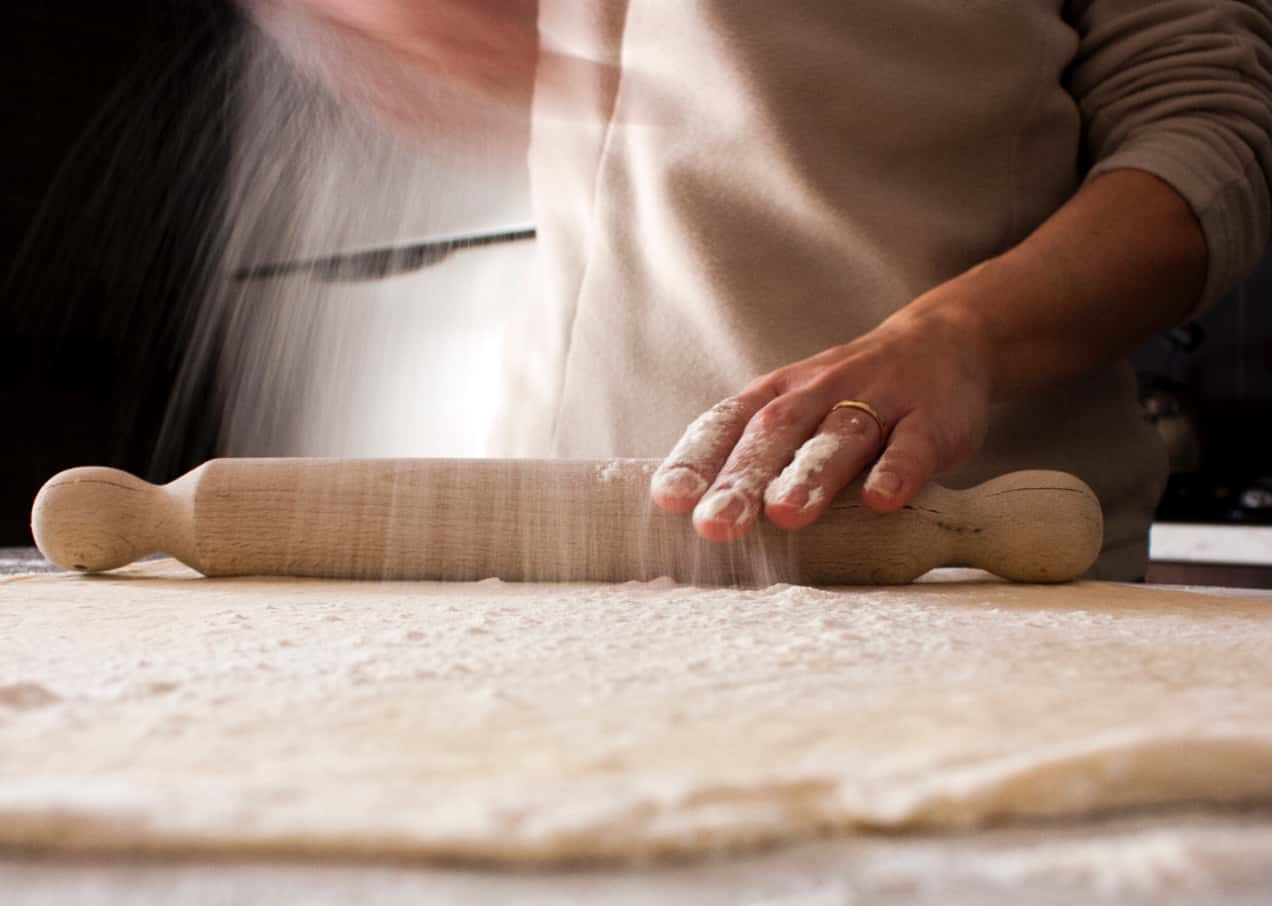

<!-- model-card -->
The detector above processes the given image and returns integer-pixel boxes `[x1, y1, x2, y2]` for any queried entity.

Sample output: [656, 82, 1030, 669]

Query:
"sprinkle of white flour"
[766, 434, 843, 509]
[651, 400, 747, 499]
[2, 561, 1272, 868]
[596, 459, 644, 484]
[695, 471, 767, 525]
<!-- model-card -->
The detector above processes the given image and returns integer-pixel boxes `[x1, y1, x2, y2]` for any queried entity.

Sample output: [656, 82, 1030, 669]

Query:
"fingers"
[862, 413, 941, 513]
[656, 396, 944, 537]
[655, 384, 958, 542]
[650, 395, 768, 514]
[691, 394, 829, 542]
[763, 407, 886, 530]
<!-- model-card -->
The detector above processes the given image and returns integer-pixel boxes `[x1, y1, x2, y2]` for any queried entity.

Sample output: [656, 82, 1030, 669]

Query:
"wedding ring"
[829, 399, 887, 436]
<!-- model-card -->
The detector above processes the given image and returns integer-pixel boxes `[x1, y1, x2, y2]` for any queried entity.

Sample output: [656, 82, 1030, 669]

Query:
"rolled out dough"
[1, 561, 1270, 864]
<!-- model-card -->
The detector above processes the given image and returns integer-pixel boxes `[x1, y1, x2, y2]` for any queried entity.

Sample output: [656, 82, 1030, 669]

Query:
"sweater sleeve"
[1067, 0, 1272, 312]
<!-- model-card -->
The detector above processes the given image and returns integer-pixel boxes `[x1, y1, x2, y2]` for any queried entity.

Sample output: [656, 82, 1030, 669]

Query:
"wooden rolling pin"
[30, 459, 1103, 584]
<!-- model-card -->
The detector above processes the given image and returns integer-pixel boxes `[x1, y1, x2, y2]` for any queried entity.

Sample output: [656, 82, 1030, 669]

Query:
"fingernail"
[651, 466, 708, 500]
[764, 480, 810, 511]
[695, 488, 752, 525]
[867, 470, 903, 498]
[763, 480, 795, 509]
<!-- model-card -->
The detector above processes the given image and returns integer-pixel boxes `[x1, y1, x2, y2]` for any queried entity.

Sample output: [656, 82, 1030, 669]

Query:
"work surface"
[2, 552, 1271, 903]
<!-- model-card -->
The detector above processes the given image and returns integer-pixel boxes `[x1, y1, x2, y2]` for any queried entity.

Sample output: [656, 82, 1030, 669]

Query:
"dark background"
[1, 3, 1269, 545]
[1, 2, 238, 545]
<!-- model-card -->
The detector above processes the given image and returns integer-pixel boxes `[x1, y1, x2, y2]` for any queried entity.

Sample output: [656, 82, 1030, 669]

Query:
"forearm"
[896, 168, 1209, 401]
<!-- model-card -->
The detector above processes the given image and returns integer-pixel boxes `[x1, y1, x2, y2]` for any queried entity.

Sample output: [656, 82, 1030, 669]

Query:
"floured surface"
[6, 809, 1272, 906]
[1, 562, 1271, 865]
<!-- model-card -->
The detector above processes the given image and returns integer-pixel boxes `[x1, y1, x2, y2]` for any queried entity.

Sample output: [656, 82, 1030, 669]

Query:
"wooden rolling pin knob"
[31, 467, 197, 574]
[32, 459, 1103, 584]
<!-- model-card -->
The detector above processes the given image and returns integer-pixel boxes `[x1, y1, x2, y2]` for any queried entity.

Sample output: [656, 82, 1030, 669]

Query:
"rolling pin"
[30, 459, 1103, 584]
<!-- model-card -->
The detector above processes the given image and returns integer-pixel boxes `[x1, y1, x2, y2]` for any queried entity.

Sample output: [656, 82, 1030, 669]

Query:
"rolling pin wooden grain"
[31, 459, 1103, 584]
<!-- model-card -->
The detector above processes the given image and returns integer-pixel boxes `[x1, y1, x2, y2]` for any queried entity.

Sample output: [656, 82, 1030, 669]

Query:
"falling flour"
[653, 402, 847, 526]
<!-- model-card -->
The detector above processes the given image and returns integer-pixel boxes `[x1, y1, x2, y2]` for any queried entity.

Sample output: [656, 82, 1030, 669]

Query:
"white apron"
[491, 1, 1238, 580]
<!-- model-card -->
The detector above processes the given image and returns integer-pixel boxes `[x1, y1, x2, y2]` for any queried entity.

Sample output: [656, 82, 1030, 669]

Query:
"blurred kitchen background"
[2, 1, 1270, 584]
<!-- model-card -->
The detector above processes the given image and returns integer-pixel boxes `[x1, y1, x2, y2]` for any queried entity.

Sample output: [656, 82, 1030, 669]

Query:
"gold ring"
[829, 400, 887, 435]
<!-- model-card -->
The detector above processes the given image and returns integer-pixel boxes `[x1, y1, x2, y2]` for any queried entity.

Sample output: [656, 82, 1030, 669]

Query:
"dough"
[1, 562, 1270, 863]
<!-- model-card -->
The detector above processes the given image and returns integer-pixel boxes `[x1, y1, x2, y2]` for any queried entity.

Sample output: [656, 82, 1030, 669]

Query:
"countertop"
[3, 548, 1270, 904]
[0, 548, 59, 577]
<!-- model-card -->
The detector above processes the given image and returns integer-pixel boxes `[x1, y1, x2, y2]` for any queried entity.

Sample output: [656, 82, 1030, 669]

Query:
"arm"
[651, 172, 1206, 539]
[654, 2, 1272, 540]
[902, 168, 1206, 405]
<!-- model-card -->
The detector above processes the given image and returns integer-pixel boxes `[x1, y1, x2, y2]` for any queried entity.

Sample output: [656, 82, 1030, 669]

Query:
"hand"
[255, 0, 623, 130]
[276, 0, 541, 103]
[650, 301, 994, 541]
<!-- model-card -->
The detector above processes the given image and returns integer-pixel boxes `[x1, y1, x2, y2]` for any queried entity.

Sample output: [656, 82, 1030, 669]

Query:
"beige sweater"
[491, 1, 1272, 579]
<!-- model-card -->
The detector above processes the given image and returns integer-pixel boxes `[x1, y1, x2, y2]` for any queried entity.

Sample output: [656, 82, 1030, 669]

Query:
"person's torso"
[493, 1, 1167, 578]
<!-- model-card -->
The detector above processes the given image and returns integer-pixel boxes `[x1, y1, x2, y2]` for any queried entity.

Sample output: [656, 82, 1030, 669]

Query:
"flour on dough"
[1, 561, 1271, 863]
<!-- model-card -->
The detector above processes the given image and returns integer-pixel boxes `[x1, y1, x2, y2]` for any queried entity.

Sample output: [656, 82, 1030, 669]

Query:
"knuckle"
[741, 375, 781, 403]
[803, 373, 843, 403]
[917, 415, 977, 469]
[881, 447, 926, 477]
[815, 360, 864, 390]
[707, 396, 746, 419]
[753, 397, 806, 434]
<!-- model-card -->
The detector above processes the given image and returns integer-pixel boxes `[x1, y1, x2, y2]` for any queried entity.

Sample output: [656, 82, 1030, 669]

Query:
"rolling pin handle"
[31, 467, 190, 573]
[954, 470, 1104, 583]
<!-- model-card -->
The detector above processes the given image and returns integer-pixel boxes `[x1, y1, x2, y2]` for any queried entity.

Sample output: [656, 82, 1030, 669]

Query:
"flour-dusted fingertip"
[693, 487, 758, 541]
[763, 490, 824, 531]
[650, 466, 709, 512]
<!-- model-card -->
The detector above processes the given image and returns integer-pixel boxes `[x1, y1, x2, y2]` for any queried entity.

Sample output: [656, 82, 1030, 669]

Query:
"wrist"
[883, 278, 999, 401]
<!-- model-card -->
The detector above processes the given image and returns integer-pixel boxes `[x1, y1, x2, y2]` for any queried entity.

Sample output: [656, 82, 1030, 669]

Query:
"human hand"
[650, 302, 993, 541]
[252, 0, 621, 125]
[282, 0, 539, 106]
